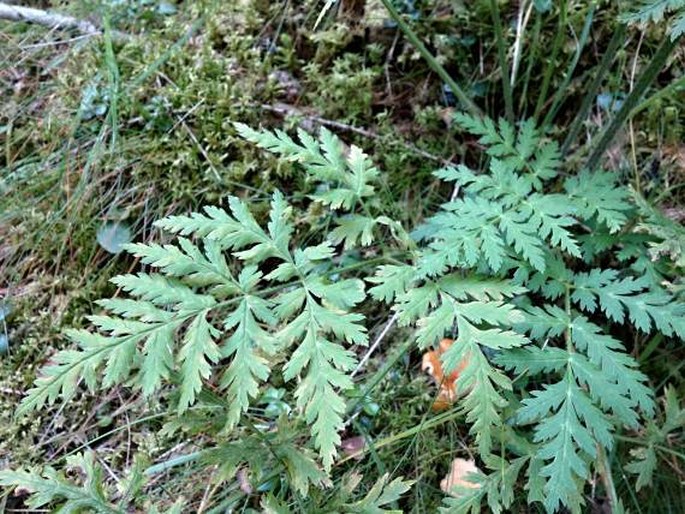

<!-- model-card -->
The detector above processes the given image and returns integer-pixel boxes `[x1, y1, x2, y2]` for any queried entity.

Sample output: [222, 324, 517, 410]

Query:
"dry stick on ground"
[260, 103, 455, 167]
[351, 313, 399, 378]
[0, 2, 129, 41]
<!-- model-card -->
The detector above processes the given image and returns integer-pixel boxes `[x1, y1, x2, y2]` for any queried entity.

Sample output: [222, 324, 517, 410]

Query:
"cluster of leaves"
[4, 115, 685, 513]
[624, 386, 685, 491]
[633, 193, 685, 270]
[0, 447, 411, 513]
[3, 124, 413, 511]
[0, 452, 183, 514]
[621, 0, 685, 39]
[368, 114, 685, 513]
[15, 123, 384, 470]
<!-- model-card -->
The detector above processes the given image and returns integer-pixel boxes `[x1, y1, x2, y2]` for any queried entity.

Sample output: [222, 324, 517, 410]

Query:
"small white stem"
[0, 2, 129, 40]
[351, 313, 398, 378]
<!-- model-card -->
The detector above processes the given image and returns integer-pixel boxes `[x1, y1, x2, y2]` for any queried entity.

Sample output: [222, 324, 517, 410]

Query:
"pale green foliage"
[378, 113, 685, 514]
[672, 10, 685, 36]
[439, 457, 526, 514]
[624, 386, 685, 491]
[342, 474, 414, 513]
[12, 117, 685, 513]
[18, 128, 380, 471]
[204, 427, 332, 496]
[234, 122, 378, 211]
[259, 471, 413, 513]
[0, 452, 117, 513]
[620, 0, 685, 38]
[0, 452, 183, 513]
[634, 193, 685, 268]
[235, 122, 407, 251]
[423, 116, 586, 276]
[571, 270, 685, 338]
[368, 269, 529, 456]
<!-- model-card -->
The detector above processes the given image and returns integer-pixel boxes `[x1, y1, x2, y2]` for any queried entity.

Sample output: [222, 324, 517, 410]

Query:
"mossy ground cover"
[1, 1, 684, 512]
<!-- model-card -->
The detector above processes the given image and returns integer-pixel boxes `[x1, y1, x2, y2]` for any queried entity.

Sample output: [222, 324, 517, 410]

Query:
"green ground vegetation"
[1, 0, 685, 512]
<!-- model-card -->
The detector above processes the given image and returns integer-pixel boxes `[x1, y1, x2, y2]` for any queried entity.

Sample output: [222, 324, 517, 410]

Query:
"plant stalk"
[629, 73, 685, 119]
[490, 0, 515, 124]
[533, 0, 568, 122]
[542, 2, 596, 129]
[379, 0, 482, 117]
[585, 35, 681, 171]
[597, 445, 619, 512]
[561, 24, 626, 155]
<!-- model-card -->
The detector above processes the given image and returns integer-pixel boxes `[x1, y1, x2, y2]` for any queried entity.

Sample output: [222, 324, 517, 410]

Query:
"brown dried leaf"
[421, 338, 469, 411]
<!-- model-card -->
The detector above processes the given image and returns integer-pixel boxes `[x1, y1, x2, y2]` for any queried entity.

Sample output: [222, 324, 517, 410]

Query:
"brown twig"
[0, 2, 129, 41]
[260, 102, 454, 167]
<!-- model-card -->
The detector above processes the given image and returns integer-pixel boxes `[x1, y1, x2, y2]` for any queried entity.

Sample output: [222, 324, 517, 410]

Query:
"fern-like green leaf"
[570, 316, 655, 416]
[514, 304, 569, 340]
[442, 316, 528, 456]
[177, 312, 221, 412]
[344, 473, 414, 513]
[517, 371, 600, 513]
[634, 192, 685, 268]
[0, 452, 120, 513]
[622, 0, 683, 22]
[565, 171, 632, 233]
[496, 346, 569, 375]
[220, 269, 276, 429]
[671, 8, 685, 36]
[330, 214, 378, 249]
[234, 123, 378, 211]
[571, 270, 685, 338]
[439, 457, 526, 514]
[625, 445, 658, 491]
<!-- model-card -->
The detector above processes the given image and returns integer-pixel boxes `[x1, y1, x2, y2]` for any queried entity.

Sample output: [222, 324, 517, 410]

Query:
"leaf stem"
[564, 285, 573, 353]
[378, 0, 482, 117]
[585, 35, 681, 171]
[561, 24, 626, 155]
[533, 0, 568, 123]
[597, 444, 618, 512]
[490, 0, 515, 124]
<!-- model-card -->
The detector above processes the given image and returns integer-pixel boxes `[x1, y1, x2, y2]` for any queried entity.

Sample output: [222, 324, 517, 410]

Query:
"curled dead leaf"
[421, 338, 469, 411]
[440, 458, 482, 496]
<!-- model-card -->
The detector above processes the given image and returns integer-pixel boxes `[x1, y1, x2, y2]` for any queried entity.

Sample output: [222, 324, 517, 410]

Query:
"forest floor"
[1, 1, 684, 512]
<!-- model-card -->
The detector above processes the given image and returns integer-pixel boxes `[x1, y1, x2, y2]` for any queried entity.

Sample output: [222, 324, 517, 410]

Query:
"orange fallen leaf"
[440, 458, 482, 496]
[421, 338, 469, 411]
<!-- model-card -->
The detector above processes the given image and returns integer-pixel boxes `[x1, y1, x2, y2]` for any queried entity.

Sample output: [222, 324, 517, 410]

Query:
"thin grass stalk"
[533, 0, 568, 123]
[541, 3, 596, 129]
[379, 0, 482, 117]
[561, 24, 626, 155]
[490, 0, 515, 124]
[597, 445, 618, 513]
[629, 74, 685, 118]
[585, 35, 681, 172]
[518, 11, 542, 114]
[511, 1, 534, 87]
[103, 16, 120, 149]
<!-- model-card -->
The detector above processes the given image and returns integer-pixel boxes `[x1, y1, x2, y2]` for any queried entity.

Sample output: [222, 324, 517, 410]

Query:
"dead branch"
[0, 2, 128, 40]
[260, 102, 454, 166]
